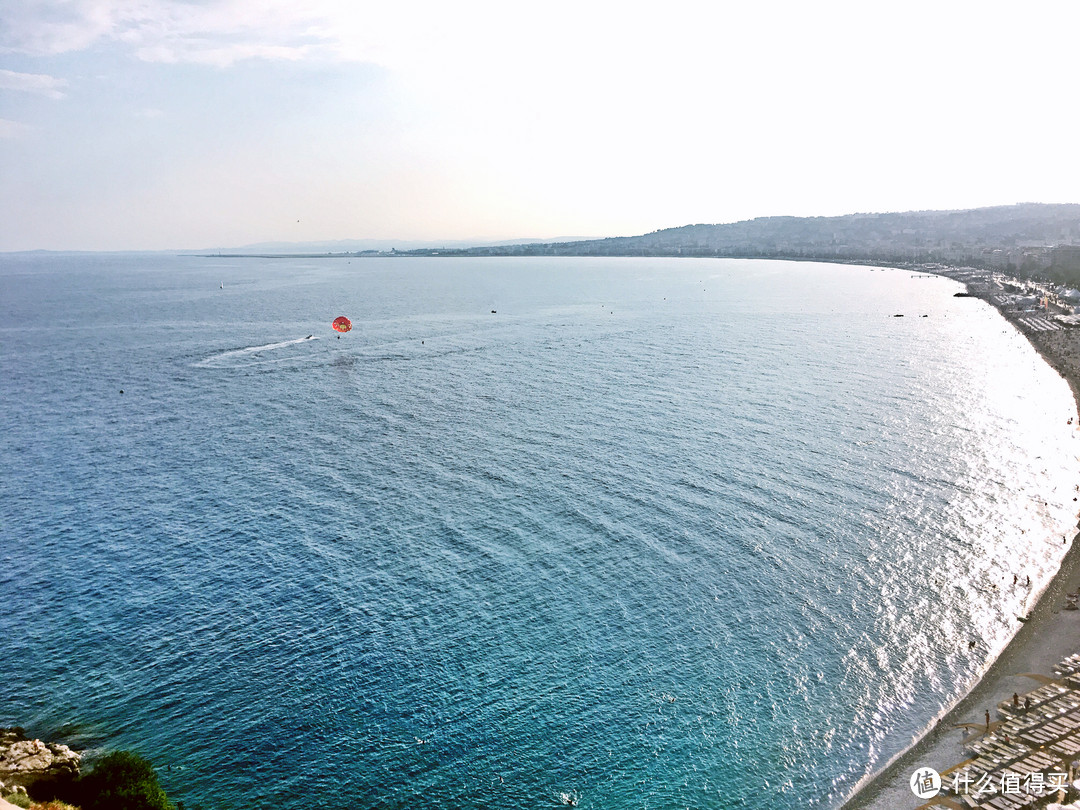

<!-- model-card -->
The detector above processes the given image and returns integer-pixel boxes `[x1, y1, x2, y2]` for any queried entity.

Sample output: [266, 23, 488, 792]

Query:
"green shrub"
[3, 793, 32, 809]
[77, 751, 172, 810]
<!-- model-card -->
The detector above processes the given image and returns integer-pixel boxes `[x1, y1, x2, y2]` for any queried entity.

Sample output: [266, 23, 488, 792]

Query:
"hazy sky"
[2, 1, 1079, 251]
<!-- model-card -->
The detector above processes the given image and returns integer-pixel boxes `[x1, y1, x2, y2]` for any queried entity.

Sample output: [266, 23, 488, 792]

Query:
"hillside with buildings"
[407, 204, 1080, 282]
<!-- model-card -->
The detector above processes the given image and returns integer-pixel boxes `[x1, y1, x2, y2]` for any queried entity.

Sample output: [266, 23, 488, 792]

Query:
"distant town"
[937, 265, 1080, 331]
[207, 202, 1080, 287]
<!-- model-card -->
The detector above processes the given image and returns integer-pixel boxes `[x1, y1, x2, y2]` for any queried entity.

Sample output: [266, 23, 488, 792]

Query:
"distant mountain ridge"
[404, 204, 1080, 276]
[205, 235, 599, 254]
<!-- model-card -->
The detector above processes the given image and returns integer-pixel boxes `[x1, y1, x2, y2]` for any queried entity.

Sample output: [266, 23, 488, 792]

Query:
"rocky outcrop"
[0, 728, 81, 791]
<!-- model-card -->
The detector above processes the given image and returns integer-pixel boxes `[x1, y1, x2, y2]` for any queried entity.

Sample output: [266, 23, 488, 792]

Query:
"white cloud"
[0, 0, 764, 70]
[0, 0, 336, 65]
[3, 0, 1080, 81]
[0, 69, 67, 98]
[0, 118, 32, 138]
[133, 40, 310, 66]
[0, 1, 114, 55]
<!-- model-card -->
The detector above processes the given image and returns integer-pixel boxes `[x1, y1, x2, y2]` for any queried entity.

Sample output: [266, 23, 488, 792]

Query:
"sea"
[2, 254, 1079, 810]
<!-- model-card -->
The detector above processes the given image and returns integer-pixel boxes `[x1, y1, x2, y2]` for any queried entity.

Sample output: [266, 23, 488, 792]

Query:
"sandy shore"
[840, 272, 1080, 809]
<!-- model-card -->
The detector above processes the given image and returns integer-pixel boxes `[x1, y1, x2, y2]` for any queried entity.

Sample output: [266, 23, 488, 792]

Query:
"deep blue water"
[2, 255, 1079, 809]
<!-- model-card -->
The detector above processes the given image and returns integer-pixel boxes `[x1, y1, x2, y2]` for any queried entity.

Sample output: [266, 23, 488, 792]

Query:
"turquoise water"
[2, 255, 1078, 809]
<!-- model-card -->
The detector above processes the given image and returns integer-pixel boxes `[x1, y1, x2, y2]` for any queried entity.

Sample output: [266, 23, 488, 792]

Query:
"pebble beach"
[842, 267, 1080, 809]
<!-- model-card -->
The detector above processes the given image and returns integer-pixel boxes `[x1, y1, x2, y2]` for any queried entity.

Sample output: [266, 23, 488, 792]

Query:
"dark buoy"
[119, 389, 124, 394]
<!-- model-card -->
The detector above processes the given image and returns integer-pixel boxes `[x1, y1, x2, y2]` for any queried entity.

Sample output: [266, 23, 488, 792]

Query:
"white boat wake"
[195, 336, 319, 368]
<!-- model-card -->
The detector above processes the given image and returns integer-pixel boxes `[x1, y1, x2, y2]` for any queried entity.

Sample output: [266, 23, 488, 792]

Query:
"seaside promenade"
[843, 267, 1080, 810]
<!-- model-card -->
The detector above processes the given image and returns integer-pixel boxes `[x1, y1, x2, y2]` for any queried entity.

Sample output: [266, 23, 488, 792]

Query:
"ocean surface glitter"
[2, 254, 1078, 810]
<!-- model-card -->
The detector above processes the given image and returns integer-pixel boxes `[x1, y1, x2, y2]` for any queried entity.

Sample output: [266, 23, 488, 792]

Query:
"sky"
[2, 1, 1079, 251]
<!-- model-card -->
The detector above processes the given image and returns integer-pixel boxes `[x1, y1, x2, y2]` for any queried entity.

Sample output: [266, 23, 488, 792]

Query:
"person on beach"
[1024, 697, 1031, 713]
[1014, 693, 1020, 709]
[986, 709, 991, 731]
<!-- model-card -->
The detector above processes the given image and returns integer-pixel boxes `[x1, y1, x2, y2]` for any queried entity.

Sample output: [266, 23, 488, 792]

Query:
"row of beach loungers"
[927, 656, 1080, 808]
[1054, 655, 1080, 679]
[1015, 316, 1062, 333]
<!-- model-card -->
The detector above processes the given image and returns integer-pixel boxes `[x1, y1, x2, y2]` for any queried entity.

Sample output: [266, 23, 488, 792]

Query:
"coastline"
[839, 268, 1080, 809]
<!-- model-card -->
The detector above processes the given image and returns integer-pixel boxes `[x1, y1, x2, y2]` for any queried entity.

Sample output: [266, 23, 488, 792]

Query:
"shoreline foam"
[839, 267, 1080, 809]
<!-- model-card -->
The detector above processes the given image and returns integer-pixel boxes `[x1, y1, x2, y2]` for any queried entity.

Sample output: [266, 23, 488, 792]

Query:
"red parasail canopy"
[332, 316, 352, 333]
